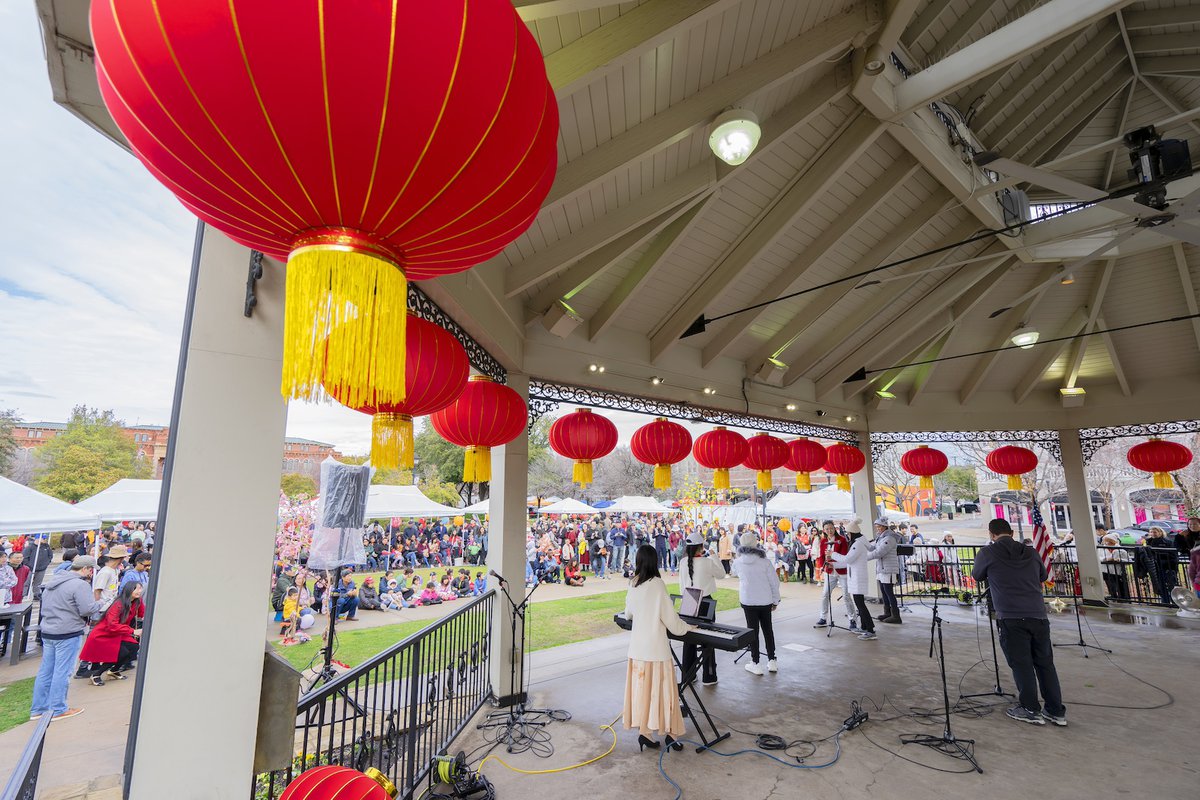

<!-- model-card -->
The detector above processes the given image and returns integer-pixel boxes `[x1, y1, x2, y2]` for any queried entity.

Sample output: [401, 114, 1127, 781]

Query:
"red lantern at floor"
[279, 766, 395, 800]
[1127, 438, 1193, 489]
[91, 0, 557, 409]
[825, 443, 865, 492]
[549, 409, 618, 486]
[786, 438, 827, 492]
[630, 418, 693, 490]
[900, 445, 949, 491]
[986, 445, 1038, 491]
[692, 427, 749, 490]
[743, 433, 790, 491]
[429, 376, 527, 483]
[325, 315, 468, 470]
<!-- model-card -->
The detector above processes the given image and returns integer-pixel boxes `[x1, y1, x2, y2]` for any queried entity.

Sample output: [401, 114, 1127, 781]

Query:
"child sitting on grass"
[472, 572, 487, 596]
[564, 560, 585, 587]
[419, 581, 442, 605]
[279, 587, 310, 645]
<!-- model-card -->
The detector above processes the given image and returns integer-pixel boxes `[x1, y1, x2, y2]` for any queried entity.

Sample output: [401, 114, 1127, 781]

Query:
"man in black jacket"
[971, 518, 1066, 727]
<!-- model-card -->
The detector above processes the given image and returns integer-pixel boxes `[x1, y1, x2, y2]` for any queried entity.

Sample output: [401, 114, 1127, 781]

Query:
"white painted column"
[488, 374, 530, 702]
[1057, 429, 1106, 605]
[126, 224, 288, 799]
[852, 437, 881, 596]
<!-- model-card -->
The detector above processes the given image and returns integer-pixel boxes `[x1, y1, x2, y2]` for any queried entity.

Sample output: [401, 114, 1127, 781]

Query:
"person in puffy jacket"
[868, 519, 902, 624]
[732, 531, 781, 676]
[831, 521, 878, 641]
[31, 556, 103, 721]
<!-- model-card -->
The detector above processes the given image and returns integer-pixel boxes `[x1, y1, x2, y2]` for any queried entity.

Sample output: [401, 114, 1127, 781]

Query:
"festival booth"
[601, 495, 681, 514]
[764, 486, 909, 522]
[74, 479, 162, 522]
[461, 498, 490, 516]
[0, 476, 101, 535]
[534, 498, 599, 515]
[363, 485, 461, 521]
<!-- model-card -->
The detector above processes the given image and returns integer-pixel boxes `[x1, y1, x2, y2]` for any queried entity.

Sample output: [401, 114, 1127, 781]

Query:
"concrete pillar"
[1057, 429, 1106, 605]
[488, 374, 529, 702]
[852, 436, 881, 594]
[125, 224, 288, 798]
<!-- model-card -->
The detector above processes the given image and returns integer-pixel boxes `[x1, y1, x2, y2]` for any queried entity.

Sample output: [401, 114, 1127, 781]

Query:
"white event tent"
[602, 495, 680, 514]
[460, 498, 490, 515]
[0, 476, 101, 535]
[764, 486, 909, 522]
[534, 497, 598, 515]
[364, 485, 461, 520]
[74, 478, 162, 522]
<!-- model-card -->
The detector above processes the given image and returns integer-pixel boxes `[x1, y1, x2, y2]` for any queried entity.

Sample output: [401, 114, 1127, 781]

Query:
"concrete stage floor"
[454, 594, 1199, 800]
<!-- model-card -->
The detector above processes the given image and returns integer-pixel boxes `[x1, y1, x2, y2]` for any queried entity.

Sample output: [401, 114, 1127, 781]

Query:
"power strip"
[843, 708, 869, 730]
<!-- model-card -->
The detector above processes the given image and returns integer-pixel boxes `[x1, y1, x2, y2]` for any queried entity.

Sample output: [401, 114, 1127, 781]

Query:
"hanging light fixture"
[709, 109, 761, 165]
[1010, 326, 1040, 349]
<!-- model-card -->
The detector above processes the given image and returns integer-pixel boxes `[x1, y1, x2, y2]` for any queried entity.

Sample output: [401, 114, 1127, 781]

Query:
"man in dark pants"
[971, 518, 1066, 727]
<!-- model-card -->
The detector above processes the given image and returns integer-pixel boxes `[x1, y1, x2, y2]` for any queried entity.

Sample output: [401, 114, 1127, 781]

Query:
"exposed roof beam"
[1012, 306, 1089, 403]
[903, 0, 955, 46]
[1040, 106, 1200, 168]
[1094, 313, 1132, 395]
[1012, 71, 1133, 163]
[867, 328, 952, 401]
[967, 33, 1087, 134]
[587, 202, 706, 341]
[815, 307, 952, 400]
[876, 0, 924, 52]
[514, 0, 645, 22]
[700, 152, 921, 366]
[1140, 76, 1200, 137]
[1104, 81, 1137, 189]
[1139, 55, 1200, 76]
[1063, 259, 1115, 389]
[907, 328, 956, 404]
[542, 5, 876, 209]
[649, 112, 886, 361]
[1171, 243, 1200, 354]
[505, 161, 714, 296]
[926, 0, 995, 63]
[1123, 6, 1200, 30]
[893, 0, 1133, 115]
[1129, 32, 1200, 55]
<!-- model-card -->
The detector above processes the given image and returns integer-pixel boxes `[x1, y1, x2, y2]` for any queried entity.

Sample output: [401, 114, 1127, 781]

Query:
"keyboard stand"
[670, 643, 730, 753]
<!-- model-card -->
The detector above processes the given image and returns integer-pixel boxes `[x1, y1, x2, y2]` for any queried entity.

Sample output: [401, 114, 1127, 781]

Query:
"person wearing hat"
[93, 545, 129, 613]
[814, 520, 856, 630]
[870, 519, 903, 624]
[680, 530, 724, 686]
[732, 530, 782, 675]
[830, 521, 878, 640]
[31, 555, 102, 721]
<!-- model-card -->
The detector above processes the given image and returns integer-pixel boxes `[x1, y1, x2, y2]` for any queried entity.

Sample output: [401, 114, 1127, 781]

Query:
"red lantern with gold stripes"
[429, 376, 527, 483]
[986, 445, 1038, 491]
[825, 443, 865, 492]
[630, 418, 693, 490]
[279, 766, 395, 800]
[549, 409, 618, 487]
[692, 427, 749, 490]
[91, 0, 558, 409]
[325, 315, 467, 470]
[786, 438, 827, 492]
[742, 433, 790, 491]
[900, 445, 949, 491]
[1127, 438, 1193, 489]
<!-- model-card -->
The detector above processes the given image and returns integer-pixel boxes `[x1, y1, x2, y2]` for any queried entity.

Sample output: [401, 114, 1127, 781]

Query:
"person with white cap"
[814, 520, 856, 630]
[830, 520, 878, 641]
[870, 518, 902, 624]
[732, 530, 781, 675]
[680, 530, 724, 685]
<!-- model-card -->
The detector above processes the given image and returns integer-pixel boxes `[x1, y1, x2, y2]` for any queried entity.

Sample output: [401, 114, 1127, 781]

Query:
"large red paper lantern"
[91, 0, 558, 408]
[430, 376, 527, 483]
[549, 409, 618, 487]
[825, 443, 866, 492]
[743, 433, 790, 491]
[787, 438, 827, 492]
[986, 445, 1038, 491]
[325, 315, 467, 470]
[693, 427, 749, 490]
[1128, 438, 1193, 489]
[279, 766, 394, 800]
[630, 418, 693, 490]
[900, 445, 949, 491]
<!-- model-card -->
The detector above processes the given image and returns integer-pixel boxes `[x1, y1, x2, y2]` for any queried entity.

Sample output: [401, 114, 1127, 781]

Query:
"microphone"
[489, 569, 508, 586]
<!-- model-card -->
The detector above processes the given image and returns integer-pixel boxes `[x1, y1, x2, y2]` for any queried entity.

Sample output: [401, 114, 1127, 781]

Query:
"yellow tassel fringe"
[756, 471, 772, 491]
[282, 246, 407, 406]
[574, 460, 593, 486]
[1006, 475, 1023, 491]
[836, 474, 851, 492]
[795, 473, 811, 492]
[464, 446, 491, 484]
[919, 476, 934, 490]
[371, 413, 413, 470]
[1153, 471, 1174, 490]
[713, 468, 730, 490]
[654, 464, 672, 490]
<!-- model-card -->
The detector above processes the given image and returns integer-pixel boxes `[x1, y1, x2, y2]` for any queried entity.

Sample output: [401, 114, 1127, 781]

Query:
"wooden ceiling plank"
[1094, 313, 1133, 395]
[1011, 306, 1090, 403]
[1103, 80, 1137, 189]
[969, 33, 1085, 132]
[1014, 71, 1133, 163]
[1171, 242, 1200, 354]
[1123, 6, 1200, 30]
[1139, 76, 1200, 137]
[1063, 259, 1114, 388]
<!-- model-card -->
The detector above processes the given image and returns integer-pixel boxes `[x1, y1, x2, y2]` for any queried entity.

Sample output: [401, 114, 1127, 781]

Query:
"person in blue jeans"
[334, 573, 360, 620]
[608, 526, 627, 573]
[31, 556, 102, 721]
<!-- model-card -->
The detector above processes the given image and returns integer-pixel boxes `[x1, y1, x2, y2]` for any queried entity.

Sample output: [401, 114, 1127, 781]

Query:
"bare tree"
[871, 446, 924, 516]
[1084, 444, 1143, 527]
[956, 441, 1065, 515]
[528, 453, 576, 500]
[592, 447, 655, 499]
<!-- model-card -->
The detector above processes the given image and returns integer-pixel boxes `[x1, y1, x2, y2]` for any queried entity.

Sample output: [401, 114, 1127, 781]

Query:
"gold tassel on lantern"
[371, 413, 413, 470]
[1153, 471, 1174, 490]
[1006, 475, 1023, 491]
[757, 471, 773, 491]
[836, 474, 851, 491]
[919, 476, 934, 490]
[574, 460, 594, 486]
[714, 468, 730, 490]
[796, 472, 812, 492]
[282, 231, 407, 406]
[654, 464, 672, 490]
[464, 445, 492, 483]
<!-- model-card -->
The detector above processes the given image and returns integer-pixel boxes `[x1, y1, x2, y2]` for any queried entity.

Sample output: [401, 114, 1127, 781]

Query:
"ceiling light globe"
[709, 110, 762, 166]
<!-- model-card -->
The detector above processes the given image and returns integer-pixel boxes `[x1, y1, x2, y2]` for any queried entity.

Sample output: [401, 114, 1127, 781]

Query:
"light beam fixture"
[588, 363, 606, 373]
[1010, 326, 1040, 349]
[1059, 386, 1086, 408]
[709, 109, 761, 166]
[785, 403, 798, 412]
[650, 376, 664, 386]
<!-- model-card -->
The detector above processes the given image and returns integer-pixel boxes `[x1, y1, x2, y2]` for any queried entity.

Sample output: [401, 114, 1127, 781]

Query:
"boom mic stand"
[900, 589, 982, 773]
[306, 565, 367, 723]
[959, 586, 1014, 702]
[1052, 569, 1112, 658]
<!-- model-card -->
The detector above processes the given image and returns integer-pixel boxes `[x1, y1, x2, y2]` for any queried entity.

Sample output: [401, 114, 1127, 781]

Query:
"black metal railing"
[1, 714, 51, 800]
[255, 590, 495, 800]
[1098, 545, 1190, 607]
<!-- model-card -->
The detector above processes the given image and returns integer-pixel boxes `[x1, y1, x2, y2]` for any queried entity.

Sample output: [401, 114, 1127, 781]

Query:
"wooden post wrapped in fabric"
[429, 376, 528, 483]
[630, 417, 693, 489]
[549, 409, 618, 487]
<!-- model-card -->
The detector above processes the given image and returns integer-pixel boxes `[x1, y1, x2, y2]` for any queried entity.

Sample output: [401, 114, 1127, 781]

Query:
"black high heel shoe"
[664, 735, 683, 752]
[638, 735, 661, 752]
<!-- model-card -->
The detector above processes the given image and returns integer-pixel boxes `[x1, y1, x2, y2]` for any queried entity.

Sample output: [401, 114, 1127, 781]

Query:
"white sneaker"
[767, 659, 778, 673]
[745, 662, 764, 676]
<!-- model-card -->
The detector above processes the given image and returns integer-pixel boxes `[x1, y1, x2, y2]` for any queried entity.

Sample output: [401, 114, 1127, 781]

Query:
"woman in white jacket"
[831, 521, 878, 641]
[680, 530, 724, 686]
[732, 531, 781, 675]
[623, 544, 693, 751]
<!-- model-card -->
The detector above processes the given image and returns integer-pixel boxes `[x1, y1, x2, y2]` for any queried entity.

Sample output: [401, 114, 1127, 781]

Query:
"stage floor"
[453, 592, 1200, 799]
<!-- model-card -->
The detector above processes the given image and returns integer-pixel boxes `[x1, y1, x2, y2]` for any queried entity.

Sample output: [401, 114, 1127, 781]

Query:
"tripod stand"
[960, 586, 1014, 702]
[304, 565, 367, 724]
[900, 591, 982, 773]
[1052, 585, 1111, 658]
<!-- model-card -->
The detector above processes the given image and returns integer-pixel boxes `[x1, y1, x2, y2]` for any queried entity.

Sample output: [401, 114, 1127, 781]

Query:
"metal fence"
[255, 590, 495, 800]
[1099, 545, 1190, 607]
[0, 714, 51, 800]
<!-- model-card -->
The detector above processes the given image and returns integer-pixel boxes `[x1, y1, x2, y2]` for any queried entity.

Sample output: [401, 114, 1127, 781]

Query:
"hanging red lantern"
[630, 418, 693, 490]
[692, 427, 749, 490]
[429, 376, 527, 483]
[91, 0, 558, 409]
[825, 443, 866, 492]
[325, 315, 467, 470]
[786, 438, 827, 492]
[549, 409, 618, 487]
[742, 433, 790, 491]
[986, 445, 1038, 491]
[1127, 438, 1193, 489]
[279, 766, 395, 800]
[900, 445, 949, 491]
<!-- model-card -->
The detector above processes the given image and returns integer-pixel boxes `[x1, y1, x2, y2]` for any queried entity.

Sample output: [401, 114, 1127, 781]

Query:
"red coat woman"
[80, 582, 144, 684]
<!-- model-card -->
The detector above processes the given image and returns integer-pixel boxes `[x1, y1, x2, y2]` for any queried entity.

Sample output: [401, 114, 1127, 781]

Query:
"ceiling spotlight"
[709, 109, 761, 166]
[1059, 274, 1075, 285]
[767, 356, 788, 370]
[785, 403, 798, 412]
[1010, 327, 1040, 349]
[702, 387, 716, 395]
[1059, 387, 1085, 397]
[845, 415, 855, 423]
[863, 45, 887, 76]
[650, 376, 663, 386]
[1060, 386, 1086, 408]
[588, 363, 605, 373]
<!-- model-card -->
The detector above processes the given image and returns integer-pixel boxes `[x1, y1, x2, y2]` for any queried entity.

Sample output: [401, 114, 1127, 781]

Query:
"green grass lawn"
[0, 678, 35, 735]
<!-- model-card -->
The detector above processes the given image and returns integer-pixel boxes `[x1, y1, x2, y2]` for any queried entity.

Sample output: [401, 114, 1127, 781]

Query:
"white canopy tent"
[74, 478, 162, 522]
[461, 498, 490, 515]
[0, 476, 101, 535]
[764, 487, 909, 522]
[699, 501, 756, 527]
[534, 497, 598, 515]
[601, 495, 680, 514]
[364, 485, 461, 520]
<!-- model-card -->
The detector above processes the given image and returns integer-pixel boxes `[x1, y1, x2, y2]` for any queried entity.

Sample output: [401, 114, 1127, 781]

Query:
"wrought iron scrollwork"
[527, 397, 559, 430]
[244, 250, 264, 317]
[1078, 419, 1200, 464]
[868, 430, 1063, 464]
[407, 284, 506, 383]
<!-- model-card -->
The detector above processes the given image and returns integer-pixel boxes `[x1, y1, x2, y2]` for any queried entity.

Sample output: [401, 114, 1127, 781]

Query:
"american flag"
[1029, 504, 1053, 577]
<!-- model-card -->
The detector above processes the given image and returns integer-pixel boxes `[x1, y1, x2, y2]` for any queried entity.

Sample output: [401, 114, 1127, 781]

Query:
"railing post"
[405, 638, 422, 796]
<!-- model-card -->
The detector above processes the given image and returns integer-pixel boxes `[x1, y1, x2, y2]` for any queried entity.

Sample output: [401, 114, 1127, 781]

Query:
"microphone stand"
[1052, 566, 1112, 658]
[959, 586, 1014, 701]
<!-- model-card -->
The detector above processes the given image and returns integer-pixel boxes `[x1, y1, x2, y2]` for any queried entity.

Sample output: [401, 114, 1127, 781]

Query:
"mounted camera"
[1124, 125, 1192, 210]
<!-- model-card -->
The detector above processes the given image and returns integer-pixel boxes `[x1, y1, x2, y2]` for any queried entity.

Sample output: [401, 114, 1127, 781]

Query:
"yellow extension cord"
[476, 713, 621, 776]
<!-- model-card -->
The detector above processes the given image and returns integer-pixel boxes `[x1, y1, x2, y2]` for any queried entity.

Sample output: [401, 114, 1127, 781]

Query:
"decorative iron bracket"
[407, 284, 506, 383]
[869, 430, 1063, 465]
[1078, 419, 1200, 464]
[244, 250, 263, 317]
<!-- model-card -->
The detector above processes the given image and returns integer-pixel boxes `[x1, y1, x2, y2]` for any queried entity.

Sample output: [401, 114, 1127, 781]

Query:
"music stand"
[959, 586, 1014, 702]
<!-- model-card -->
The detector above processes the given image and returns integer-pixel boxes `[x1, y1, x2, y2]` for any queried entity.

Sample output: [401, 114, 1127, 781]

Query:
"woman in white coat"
[680, 530, 724, 686]
[831, 521, 878, 640]
[732, 530, 781, 675]
[623, 544, 693, 751]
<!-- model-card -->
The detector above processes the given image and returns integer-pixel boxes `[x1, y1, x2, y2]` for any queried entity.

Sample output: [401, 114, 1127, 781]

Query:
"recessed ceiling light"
[1010, 328, 1040, 349]
[785, 403, 798, 411]
[702, 387, 716, 395]
[1059, 274, 1075, 285]
[588, 363, 605, 373]
[709, 109, 761, 165]
[650, 376, 663, 386]
[845, 415, 855, 423]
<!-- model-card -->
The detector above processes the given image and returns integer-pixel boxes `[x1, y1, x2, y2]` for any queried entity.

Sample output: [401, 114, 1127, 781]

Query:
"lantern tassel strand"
[574, 460, 593, 486]
[756, 471, 772, 491]
[464, 445, 491, 484]
[836, 474, 851, 492]
[282, 247, 407, 406]
[1153, 471, 1174, 490]
[1006, 475, 1023, 491]
[714, 468, 730, 490]
[371, 413, 414, 470]
[919, 476, 934, 490]
[654, 464, 672, 490]
[795, 473, 811, 492]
